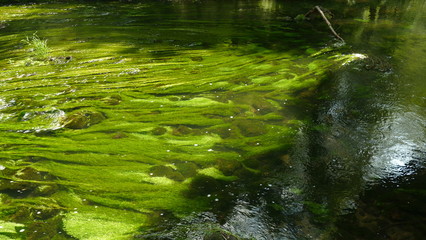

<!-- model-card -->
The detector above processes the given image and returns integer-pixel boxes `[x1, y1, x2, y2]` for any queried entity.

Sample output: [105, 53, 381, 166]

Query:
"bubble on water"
[230, 116, 234, 119]
[214, 198, 219, 202]
[194, 144, 199, 146]
[166, 150, 171, 152]
[207, 149, 214, 152]
[0, 165, 5, 170]
[207, 194, 211, 197]
[19, 229, 25, 232]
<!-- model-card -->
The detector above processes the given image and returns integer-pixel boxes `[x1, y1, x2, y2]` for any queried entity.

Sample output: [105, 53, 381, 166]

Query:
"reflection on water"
[177, 0, 426, 238]
[295, 0, 426, 238]
[368, 110, 425, 181]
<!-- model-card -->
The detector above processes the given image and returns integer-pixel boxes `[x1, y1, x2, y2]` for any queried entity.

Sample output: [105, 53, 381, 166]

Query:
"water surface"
[0, 0, 425, 239]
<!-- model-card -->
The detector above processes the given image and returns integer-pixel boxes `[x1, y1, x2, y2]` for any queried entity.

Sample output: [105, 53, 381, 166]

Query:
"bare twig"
[306, 6, 345, 43]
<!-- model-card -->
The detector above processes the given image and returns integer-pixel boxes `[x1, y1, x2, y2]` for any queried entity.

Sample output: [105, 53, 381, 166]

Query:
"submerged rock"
[150, 165, 185, 182]
[204, 229, 242, 240]
[101, 94, 122, 105]
[0, 166, 58, 199]
[364, 55, 392, 72]
[234, 119, 267, 137]
[33, 184, 58, 196]
[112, 131, 128, 139]
[61, 110, 106, 129]
[190, 56, 204, 62]
[49, 56, 72, 64]
[15, 167, 43, 181]
[216, 159, 242, 176]
[186, 175, 223, 197]
[172, 125, 193, 136]
[25, 215, 71, 239]
[175, 161, 198, 178]
[152, 127, 167, 135]
[229, 93, 276, 115]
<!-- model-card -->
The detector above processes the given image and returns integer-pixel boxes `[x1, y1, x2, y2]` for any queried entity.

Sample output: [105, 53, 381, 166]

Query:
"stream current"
[0, 0, 425, 239]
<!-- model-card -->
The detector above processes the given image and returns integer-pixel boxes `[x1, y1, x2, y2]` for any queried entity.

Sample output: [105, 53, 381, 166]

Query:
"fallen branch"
[306, 6, 345, 43]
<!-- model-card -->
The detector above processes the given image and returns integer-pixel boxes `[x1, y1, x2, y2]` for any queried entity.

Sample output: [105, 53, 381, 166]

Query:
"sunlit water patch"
[367, 109, 425, 181]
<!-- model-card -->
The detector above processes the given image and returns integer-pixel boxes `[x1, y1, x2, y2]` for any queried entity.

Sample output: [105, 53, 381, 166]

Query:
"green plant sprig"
[21, 32, 50, 60]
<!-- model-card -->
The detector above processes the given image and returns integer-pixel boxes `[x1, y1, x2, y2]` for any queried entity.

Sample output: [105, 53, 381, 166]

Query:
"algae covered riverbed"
[0, 2, 361, 238]
[1, 0, 424, 239]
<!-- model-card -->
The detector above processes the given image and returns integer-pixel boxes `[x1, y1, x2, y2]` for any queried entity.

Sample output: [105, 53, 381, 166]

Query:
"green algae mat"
[0, 2, 362, 239]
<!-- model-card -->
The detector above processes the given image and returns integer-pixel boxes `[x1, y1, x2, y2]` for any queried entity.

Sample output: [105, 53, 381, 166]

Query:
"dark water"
[0, 0, 425, 239]
[159, 1, 426, 239]
[311, 1, 426, 239]
[136, 1, 426, 239]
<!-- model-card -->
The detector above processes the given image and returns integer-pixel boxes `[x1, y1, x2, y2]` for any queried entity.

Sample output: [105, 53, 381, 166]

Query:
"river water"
[0, 0, 425, 239]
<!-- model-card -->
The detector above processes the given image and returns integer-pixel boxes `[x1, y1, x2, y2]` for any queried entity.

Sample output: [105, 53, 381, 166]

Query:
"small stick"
[307, 6, 345, 42]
